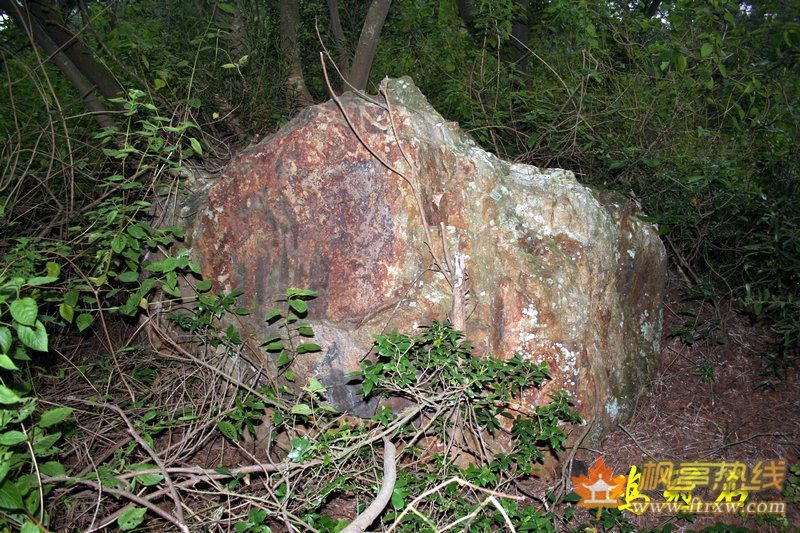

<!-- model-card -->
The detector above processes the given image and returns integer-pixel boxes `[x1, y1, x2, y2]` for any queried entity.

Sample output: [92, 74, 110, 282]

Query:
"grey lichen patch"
[605, 397, 621, 421]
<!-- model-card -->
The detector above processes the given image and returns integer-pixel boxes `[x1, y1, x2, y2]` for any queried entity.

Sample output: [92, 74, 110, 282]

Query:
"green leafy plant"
[263, 288, 321, 381]
[234, 507, 271, 533]
[360, 322, 582, 518]
[693, 363, 716, 383]
[668, 308, 722, 346]
[361, 322, 580, 454]
[0, 267, 72, 531]
[217, 394, 267, 444]
[168, 284, 248, 353]
[784, 463, 800, 508]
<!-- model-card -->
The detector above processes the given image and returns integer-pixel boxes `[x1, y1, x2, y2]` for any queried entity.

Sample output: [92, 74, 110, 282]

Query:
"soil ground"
[570, 273, 800, 531]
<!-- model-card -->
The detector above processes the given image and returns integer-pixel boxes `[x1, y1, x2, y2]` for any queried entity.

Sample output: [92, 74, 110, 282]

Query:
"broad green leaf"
[88, 274, 107, 286]
[163, 257, 179, 272]
[0, 354, 17, 370]
[0, 479, 23, 509]
[296, 343, 321, 354]
[0, 455, 10, 485]
[59, 303, 74, 323]
[189, 137, 203, 155]
[144, 260, 164, 273]
[195, 279, 212, 292]
[676, 53, 687, 72]
[0, 431, 26, 446]
[288, 298, 308, 314]
[304, 378, 326, 394]
[318, 403, 339, 413]
[0, 327, 10, 353]
[119, 294, 139, 316]
[264, 308, 282, 322]
[117, 271, 139, 283]
[700, 42, 713, 58]
[39, 407, 72, 428]
[16, 321, 48, 352]
[291, 404, 313, 416]
[134, 472, 164, 486]
[20, 520, 42, 533]
[118, 507, 147, 531]
[10, 298, 37, 326]
[391, 487, 406, 509]
[297, 326, 314, 337]
[130, 464, 164, 487]
[362, 381, 374, 397]
[264, 341, 284, 351]
[127, 224, 147, 239]
[276, 350, 290, 368]
[45, 261, 61, 278]
[39, 461, 66, 477]
[217, 420, 238, 441]
[26, 276, 57, 287]
[218, 2, 236, 14]
[14, 399, 36, 422]
[0, 278, 24, 291]
[32, 431, 61, 455]
[111, 235, 126, 253]
[64, 290, 79, 307]
[76, 313, 94, 332]
[286, 288, 316, 297]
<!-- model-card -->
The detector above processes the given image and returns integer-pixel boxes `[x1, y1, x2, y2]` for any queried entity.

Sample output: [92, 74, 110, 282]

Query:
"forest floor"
[39, 271, 799, 530]
[572, 273, 800, 530]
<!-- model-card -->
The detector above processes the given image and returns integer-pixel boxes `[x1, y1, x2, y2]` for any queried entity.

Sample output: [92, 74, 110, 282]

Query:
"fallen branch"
[91, 405, 423, 529]
[67, 399, 188, 532]
[342, 438, 397, 533]
[386, 477, 523, 532]
[42, 476, 188, 532]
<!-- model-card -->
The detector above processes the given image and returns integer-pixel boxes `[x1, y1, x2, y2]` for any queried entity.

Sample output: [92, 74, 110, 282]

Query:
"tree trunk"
[27, 0, 123, 100]
[0, 0, 116, 129]
[326, 0, 350, 92]
[507, 0, 530, 70]
[279, 0, 314, 108]
[456, 0, 474, 31]
[643, 0, 662, 18]
[348, 0, 391, 92]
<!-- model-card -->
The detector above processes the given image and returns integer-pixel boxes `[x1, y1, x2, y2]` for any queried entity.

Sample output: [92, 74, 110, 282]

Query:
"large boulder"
[191, 77, 666, 440]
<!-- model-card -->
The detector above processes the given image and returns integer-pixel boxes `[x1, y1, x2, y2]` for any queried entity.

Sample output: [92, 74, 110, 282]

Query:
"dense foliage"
[0, 0, 797, 530]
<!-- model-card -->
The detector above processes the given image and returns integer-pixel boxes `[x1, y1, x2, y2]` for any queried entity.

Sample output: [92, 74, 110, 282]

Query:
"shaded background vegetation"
[2, 0, 797, 351]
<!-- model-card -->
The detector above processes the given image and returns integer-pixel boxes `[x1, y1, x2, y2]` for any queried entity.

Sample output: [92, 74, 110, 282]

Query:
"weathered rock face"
[192, 77, 666, 440]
